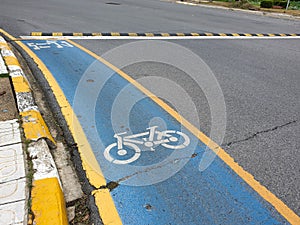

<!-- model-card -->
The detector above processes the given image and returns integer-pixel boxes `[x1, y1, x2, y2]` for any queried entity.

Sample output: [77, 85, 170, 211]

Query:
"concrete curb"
[0, 36, 68, 225]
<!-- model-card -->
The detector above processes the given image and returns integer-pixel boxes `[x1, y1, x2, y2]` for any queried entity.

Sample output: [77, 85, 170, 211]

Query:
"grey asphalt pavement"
[0, 0, 300, 35]
[1, 0, 299, 219]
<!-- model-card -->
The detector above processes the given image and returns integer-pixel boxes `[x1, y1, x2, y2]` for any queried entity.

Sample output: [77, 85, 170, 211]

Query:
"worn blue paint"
[22, 40, 289, 225]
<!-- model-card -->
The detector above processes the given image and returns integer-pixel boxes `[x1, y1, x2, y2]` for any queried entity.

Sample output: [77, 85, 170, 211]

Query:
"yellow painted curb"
[128, 33, 138, 36]
[0, 43, 9, 48]
[31, 32, 43, 36]
[20, 110, 56, 144]
[145, 33, 154, 37]
[73, 32, 83, 36]
[111, 32, 120, 36]
[31, 178, 68, 225]
[92, 33, 102, 36]
[3, 56, 20, 67]
[53, 32, 63, 36]
[161, 33, 170, 37]
[11, 76, 31, 92]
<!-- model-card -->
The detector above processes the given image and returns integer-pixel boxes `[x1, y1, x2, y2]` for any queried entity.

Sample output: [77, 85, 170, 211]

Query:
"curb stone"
[0, 36, 68, 225]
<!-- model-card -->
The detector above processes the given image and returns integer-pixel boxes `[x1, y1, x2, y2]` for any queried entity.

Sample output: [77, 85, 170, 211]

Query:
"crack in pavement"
[0, 198, 25, 206]
[98, 153, 200, 191]
[0, 141, 22, 148]
[96, 119, 297, 191]
[0, 176, 26, 185]
[223, 120, 297, 147]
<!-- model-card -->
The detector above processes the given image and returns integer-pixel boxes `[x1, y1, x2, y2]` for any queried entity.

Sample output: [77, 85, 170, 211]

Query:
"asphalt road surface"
[1, 0, 299, 224]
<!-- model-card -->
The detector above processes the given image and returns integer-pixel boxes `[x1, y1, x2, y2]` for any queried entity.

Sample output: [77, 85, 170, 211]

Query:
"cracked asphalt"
[223, 120, 298, 147]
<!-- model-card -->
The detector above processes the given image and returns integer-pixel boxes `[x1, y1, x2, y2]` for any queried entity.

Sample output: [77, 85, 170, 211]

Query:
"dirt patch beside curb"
[0, 77, 18, 121]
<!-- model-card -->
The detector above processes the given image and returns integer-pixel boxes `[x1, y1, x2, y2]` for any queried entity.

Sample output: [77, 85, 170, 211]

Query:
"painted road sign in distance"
[23, 39, 290, 224]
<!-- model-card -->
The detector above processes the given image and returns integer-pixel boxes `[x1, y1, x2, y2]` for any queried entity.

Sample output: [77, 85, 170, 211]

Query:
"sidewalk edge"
[0, 35, 68, 225]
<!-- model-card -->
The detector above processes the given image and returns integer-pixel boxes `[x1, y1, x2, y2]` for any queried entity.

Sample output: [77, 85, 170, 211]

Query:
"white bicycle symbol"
[104, 126, 190, 164]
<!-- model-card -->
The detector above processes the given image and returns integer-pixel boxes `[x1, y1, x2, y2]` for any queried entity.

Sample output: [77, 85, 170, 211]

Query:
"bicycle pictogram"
[104, 126, 190, 164]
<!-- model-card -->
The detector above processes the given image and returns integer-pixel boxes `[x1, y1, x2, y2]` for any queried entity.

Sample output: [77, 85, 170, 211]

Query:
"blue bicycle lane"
[22, 40, 289, 225]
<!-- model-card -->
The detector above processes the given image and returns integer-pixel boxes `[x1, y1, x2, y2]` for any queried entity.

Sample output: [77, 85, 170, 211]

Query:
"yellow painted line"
[205, 32, 213, 36]
[244, 33, 253, 37]
[0, 29, 122, 224]
[93, 189, 123, 225]
[92, 33, 102, 36]
[31, 32, 42, 36]
[11, 76, 31, 92]
[3, 56, 20, 67]
[191, 33, 200, 36]
[67, 39, 300, 225]
[219, 33, 227, 36]
[161, 33, 170, 37]
[111, 32, 120, 36]
[280, 34, 287, 37]
[31, 178, 68, 225]
[268, 33, 276, 37]
[53, 32, 63, 36]
[176, 33, 185, 36]
[290, 34, 297, 36]
[232, 33, 240, 36]
[257, 33, 265, 37]
[20, 110, 56, 144]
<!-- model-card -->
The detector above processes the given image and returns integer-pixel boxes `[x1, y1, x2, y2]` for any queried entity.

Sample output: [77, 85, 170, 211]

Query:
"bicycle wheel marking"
[104, 142, 142, 165]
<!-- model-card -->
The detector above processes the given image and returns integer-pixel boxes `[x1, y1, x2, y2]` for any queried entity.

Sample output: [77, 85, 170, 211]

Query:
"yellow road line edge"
[93, 189, 122, 225]
[0, 29, 122, 225]
[67, 39, 300, 225]
[31, 178, 68, 225]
